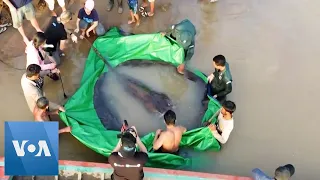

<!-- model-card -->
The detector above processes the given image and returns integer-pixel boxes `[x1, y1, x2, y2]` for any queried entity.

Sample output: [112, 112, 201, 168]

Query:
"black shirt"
[108, 152, 148, 180]
[44, 16, 68, 51]
[210, 62, 233, 98]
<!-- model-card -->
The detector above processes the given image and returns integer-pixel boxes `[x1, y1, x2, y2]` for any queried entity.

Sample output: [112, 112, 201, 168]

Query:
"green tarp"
[59, 27, 222, 168]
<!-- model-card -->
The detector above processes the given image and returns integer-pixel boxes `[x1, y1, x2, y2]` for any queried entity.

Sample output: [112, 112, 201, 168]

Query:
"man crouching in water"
[208, 100, 236, 144]
[153, 110, 187, 154]
[34, 97, 71, 134]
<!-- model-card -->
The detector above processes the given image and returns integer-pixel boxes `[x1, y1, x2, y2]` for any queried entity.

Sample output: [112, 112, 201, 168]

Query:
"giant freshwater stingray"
[118, 73, 174, 116]
[89, 41, 174, 117]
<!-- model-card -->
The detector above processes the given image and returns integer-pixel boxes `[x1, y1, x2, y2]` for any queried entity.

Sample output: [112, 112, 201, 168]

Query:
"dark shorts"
[128, 0, 138, 14]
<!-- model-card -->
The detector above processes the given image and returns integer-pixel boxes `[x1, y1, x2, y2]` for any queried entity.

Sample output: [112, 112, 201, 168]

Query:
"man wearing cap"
[252, 164, 295, 180]
[106, 0, 123, 14]
[74, 0, 106, 40]
[161, 19, 196, 74]
[44, 11, 78, 65]
[108, 126, 148, 180]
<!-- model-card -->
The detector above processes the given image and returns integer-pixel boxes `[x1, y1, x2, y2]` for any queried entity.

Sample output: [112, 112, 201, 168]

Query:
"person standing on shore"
[44, 10, 78, 65]
[3, 0, 42, 45]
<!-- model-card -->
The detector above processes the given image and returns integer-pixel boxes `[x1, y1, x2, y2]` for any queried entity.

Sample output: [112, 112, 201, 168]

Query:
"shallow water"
[95, 62, 206, 135]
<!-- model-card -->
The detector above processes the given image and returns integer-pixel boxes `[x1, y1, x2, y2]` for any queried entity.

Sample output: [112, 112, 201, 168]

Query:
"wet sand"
[1, 0, 320, 179]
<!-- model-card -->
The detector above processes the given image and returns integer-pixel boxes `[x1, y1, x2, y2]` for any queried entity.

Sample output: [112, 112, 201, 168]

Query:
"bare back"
[159, 126, 186, 153]
[33, 107, 49, 121]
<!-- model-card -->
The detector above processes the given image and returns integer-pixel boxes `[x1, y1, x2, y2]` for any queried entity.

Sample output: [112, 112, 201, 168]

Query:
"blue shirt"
[10, 0, 32, 9]
[77, 8, 99, 24]
[252, 168, 274, 180]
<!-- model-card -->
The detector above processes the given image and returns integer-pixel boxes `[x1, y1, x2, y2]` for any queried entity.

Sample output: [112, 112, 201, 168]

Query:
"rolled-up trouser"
[45, 0, 66, 11]
[79, 20, 106, 36]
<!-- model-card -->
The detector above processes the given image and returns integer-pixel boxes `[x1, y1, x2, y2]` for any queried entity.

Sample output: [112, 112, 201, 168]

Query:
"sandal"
[0, 23, 12, 28]
[139, 6, 145, 12]
[0, 27, 7, 34]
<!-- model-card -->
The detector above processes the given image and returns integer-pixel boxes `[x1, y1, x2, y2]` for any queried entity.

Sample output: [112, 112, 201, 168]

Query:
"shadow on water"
[93, 61, 206, 136]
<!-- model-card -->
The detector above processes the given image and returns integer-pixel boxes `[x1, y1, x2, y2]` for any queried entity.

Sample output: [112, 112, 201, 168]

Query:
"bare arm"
[3, 0, 15, 9]
[180, 126, 187, 133]
[153, 134, 164, 150]
[87, 21, 98, 32]
[112, 139, 121, 152]
[76, 18, 80, 30]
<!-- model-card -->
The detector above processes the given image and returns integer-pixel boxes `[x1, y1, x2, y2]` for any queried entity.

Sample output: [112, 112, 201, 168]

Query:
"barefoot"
[147, 12, 154, 17]
[136, 21, 140, 26]
[79, 34, 84, 39]
[128, 20, 135, 24]
[177, 64, 185, 75]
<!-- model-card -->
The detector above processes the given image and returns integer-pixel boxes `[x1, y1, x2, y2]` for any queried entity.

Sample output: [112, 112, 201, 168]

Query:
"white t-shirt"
[212, 112, 234, 144]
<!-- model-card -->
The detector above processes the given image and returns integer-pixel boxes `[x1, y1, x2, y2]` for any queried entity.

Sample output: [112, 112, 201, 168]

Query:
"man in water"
[21, 64, 64, 113]
[153, 110, 187, 154]
[109, 126, 148, 180]
[44, 10, 78, 65]
[208, 100, 236, 144]
[203, 55, 232, 104]
[34, 97, 71, 134]
[252, 164, 295, 180]
[160, 19, 196, 75]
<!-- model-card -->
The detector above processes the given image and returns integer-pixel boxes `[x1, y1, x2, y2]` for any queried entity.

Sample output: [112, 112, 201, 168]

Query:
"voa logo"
[12, 140, 51, 157]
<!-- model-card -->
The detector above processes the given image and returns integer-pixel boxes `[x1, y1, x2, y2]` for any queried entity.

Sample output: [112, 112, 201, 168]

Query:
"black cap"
[275, 164, 295, 179]
[119, 132, 136, 157]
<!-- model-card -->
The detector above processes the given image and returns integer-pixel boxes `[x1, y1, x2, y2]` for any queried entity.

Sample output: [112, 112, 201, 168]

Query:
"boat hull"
[0, 157, 252, 180]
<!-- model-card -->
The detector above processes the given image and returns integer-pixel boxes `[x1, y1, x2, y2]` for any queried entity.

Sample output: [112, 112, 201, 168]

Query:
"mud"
[1, 0, 320, 179]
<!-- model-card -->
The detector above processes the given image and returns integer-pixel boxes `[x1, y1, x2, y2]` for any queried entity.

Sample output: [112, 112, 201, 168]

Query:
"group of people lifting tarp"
[106, 19, 238, 180]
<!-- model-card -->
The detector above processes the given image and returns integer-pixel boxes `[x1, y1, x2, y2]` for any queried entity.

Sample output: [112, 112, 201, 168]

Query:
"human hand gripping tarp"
[59, 27, 222, 168]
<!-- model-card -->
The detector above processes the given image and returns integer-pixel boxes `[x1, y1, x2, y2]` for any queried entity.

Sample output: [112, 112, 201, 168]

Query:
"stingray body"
[119, 73, 174, 116]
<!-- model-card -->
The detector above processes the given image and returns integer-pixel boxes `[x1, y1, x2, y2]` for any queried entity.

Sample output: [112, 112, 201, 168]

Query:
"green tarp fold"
[60, 27, 221, 168]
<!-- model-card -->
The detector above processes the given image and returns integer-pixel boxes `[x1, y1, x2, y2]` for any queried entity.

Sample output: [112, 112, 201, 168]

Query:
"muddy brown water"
[1, 0, 320, 179]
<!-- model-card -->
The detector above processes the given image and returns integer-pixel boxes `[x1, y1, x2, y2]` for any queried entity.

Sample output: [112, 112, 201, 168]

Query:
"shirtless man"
[34, 97, 71, 134]
[153, 110, 186, 154]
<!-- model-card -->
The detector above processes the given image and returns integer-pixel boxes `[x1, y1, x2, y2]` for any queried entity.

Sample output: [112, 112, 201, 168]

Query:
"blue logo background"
[5, 122, 59, 175]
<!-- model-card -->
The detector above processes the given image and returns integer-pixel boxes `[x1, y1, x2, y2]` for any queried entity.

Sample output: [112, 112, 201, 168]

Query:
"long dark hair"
[32, 32, 46, 49]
